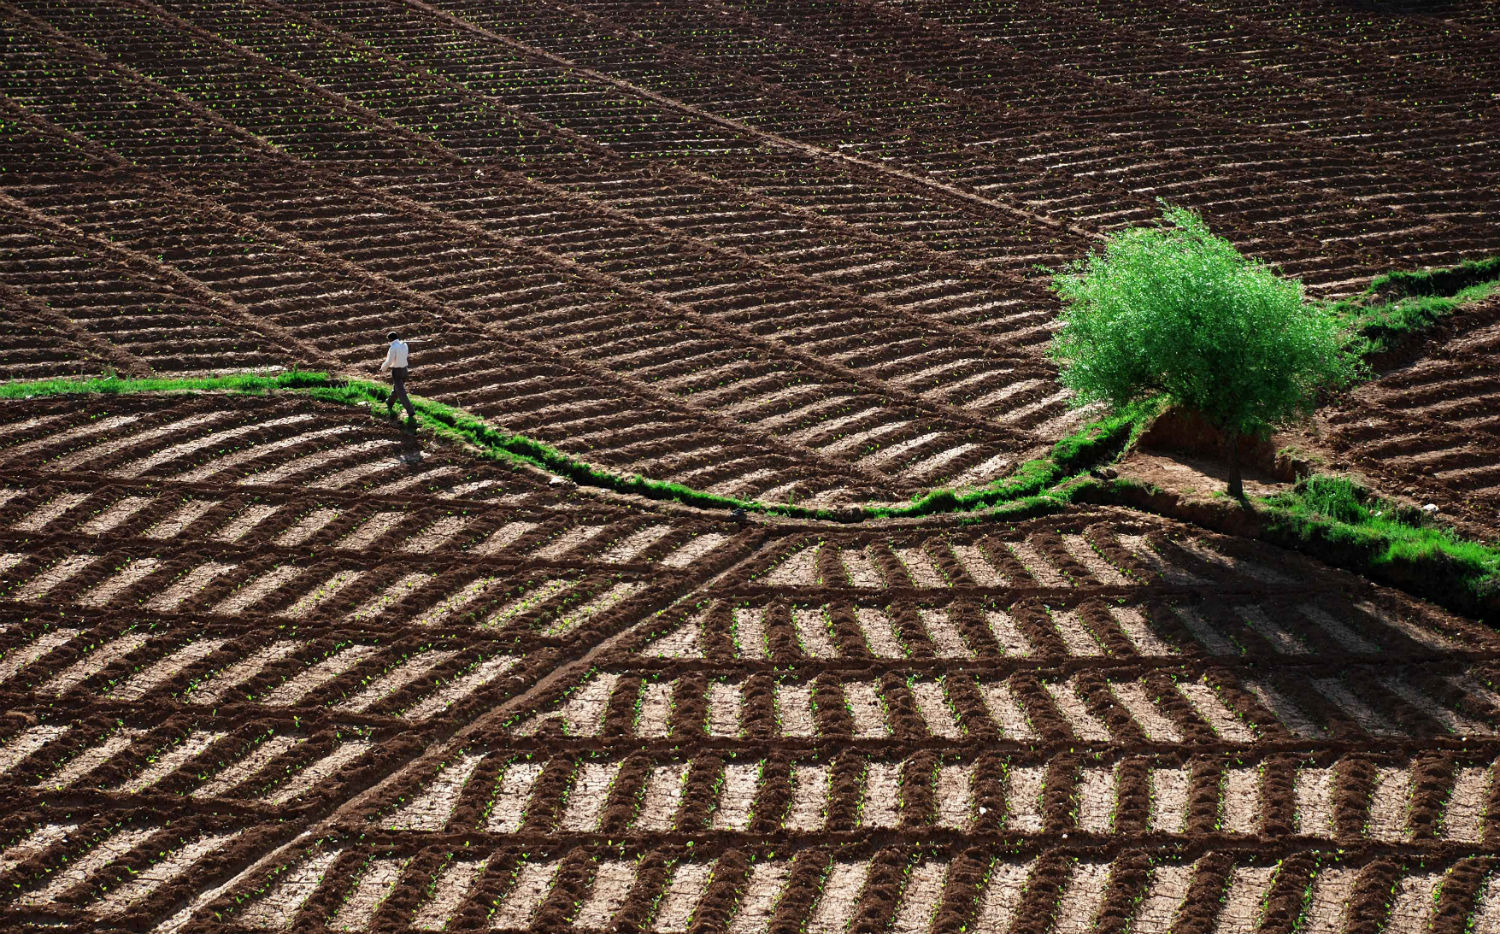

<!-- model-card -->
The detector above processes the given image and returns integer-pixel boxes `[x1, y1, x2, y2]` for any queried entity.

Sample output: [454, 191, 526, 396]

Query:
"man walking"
[378, 331, 416, 423]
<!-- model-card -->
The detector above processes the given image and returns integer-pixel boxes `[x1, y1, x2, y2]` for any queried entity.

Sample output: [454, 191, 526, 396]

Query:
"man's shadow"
[396, 420, 423, 467]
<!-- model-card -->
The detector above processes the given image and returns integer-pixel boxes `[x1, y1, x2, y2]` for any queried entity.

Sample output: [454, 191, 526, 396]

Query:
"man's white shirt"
[382, 340, 409, 370]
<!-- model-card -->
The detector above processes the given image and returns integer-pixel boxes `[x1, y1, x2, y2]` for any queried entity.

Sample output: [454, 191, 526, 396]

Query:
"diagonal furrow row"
[186, 842, 1500, 934]
[0, 167, 882, 502]
[1178, 0, 1500, 90]
[686, 0, 1498, 266]
[899, 0, 1498, 160]
[0, 201, 297, 376]
[19, 2, 1062, 373]
[0, 4, 1053, 497]
[175, 0, 1083, 324]
[0, 277, 134, 381]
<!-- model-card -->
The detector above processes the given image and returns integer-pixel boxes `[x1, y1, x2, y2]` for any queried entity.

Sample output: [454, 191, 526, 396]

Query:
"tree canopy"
[1048, 205, 1358, 495]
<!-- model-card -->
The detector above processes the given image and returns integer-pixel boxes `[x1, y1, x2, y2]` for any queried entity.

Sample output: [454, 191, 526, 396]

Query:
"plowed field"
[1320, 297, 1500, 533]
[1, 392, 1498, 933]
[0, 392, 747, 931]
[3, 0, 1499, 507]
[4, 1, 1500, 931]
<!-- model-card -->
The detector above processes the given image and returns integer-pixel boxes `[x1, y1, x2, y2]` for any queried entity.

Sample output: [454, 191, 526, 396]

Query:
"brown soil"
[5, 0, 1500, 928]
[1117, 450, 1290, 502]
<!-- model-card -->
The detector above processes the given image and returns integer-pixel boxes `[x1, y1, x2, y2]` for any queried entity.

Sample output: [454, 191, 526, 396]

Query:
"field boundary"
[1332, 255, 1500, 357]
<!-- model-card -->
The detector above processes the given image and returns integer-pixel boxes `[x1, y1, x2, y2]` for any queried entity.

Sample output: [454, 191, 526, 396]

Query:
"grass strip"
[0, 371, 333, 398]
[1085, 473, 1500, 623]
[0, 371, 1145, 522]
[1368, 255, 1500, 299]
[1328, 255, 1500, 356]
[1258, 475, 1500, 611]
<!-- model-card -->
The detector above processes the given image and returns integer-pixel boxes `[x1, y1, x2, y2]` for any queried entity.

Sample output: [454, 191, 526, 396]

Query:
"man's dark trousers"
[387, 366, 415, 418]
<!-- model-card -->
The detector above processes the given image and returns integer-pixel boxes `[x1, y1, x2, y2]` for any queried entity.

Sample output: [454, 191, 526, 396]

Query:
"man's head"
[387, 331, 399, 343]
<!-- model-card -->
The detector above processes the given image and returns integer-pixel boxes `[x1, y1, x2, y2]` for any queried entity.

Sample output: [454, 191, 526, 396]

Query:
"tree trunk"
[1225, 430, 1245, 500]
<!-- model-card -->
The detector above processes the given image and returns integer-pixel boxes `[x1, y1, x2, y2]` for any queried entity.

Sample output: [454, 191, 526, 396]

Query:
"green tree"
[1048, 205, 1359, 498]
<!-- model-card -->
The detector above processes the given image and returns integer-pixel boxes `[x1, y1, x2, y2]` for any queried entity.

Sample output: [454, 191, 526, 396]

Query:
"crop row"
[0, 617, 533, 718]
[0, 717, 374, 809]
[1, 484, 733, 572]
[359, 744, 1500, 844]
[0, 0, 1080, 326]
[3, 0, 1496, 373]
[0, 817, 256, 930]
[7, 391, 1500, 931]
[170, 0, 1091, 288]
[747, 528, 1289, 592]
[643, 595, 1460, 662]
[508, 663, 1498, 747]
[7, 0, 1496, 515]
[0, 537, 673, 639]
[203, 841, 1500, 933]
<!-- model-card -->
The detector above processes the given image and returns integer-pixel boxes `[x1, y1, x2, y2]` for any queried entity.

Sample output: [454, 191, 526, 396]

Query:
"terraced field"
[2, 0, 1499, 507]
[0, 391, 1497, 933]
[4, 1, 1500, 931]
[0, 392, 748, 931]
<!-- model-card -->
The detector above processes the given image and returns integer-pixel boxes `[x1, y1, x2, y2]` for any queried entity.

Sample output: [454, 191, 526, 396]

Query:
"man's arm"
[379, 345, 394, 373]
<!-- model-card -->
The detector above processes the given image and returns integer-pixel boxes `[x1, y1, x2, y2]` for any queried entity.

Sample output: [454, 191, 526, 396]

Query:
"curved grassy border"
[1259, 476, 1500, 612]
[5, 370, 1497, 621]
[0, 371, 1150, 522]
[1330, 254, 1500, 356]
[1368, 255, 1500, 300]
